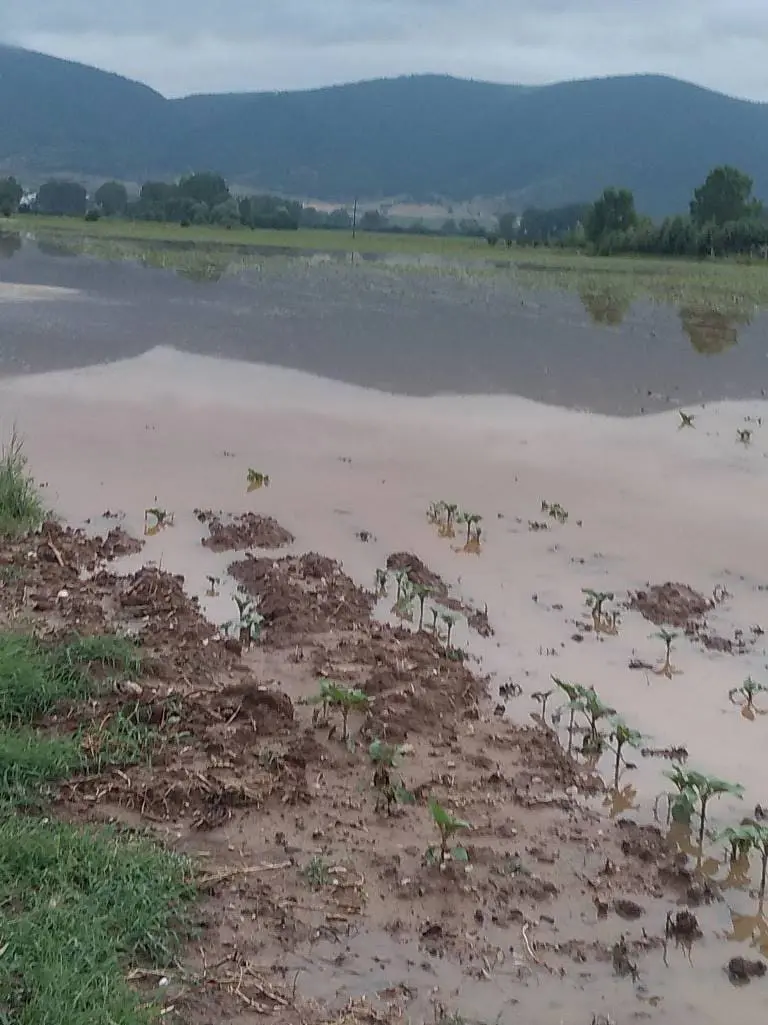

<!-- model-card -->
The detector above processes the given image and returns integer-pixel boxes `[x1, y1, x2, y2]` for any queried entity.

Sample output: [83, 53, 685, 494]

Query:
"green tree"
[0, 176, 23, 216]
[690, 166, 761, 227]
[585, 187, 637, 244]
[177, 172, 230, 208]
[360, 209, 388, 231]
[95, 181, 128, 216]
[37, 181, 87, 216]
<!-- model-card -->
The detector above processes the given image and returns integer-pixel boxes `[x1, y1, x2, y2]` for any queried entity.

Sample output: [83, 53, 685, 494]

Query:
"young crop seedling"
[458, 511, 483, 550]
[440, 611, 459, 653]
[435, 502, 459, 538]
[247, 468, 270, 492]
[143, 506, 173, 535]
[233, 591, 264, 647]
[531, 689, 555, 724]
[393, 573, 415, 621]
[374, 568, 388, 598]
[653, 628, 679, 678]
[369, 739, 412, 814]
[311, 679, 369, 744]
[206, 575, 220, 597]
[578, 687, 616, 755]
[582, 589, 616, 635]
[678, 411, 695, 429]
[737, 428, 753, 446]
[427, 798, 471, 865]
[662, 766, 744, 848]
[729, 677, 768, 720]
[429, 606, 440, 634]
[542, 500, 568, 524]
[411, 583, 433, 631]
[720, 824, 768, 897]
[427, 500, 447, 525]
[608, 718, 645, 788]
[552, 676, 589, 755]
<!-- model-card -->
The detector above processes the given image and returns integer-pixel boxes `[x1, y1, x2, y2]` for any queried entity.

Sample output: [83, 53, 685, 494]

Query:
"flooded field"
[1, 229, 768, 413]
[2, 229, 768, 1024]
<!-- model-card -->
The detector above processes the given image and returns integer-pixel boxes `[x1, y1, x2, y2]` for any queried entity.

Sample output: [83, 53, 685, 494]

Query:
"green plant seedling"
[411, 583, 433, 631]
[737, 428, 752, 445]
[429, 606, 440, 634]
[315, 680, 369, 744]
[678, 411, 695, 429]
[438, 502, 459, 538]
[531, 689, 554, 723]
[369, 739, 412, 814]
[232, 591, 264, 646]
[608, 718, 645, 788]
[440, 611, 459, 652]
[663, 766, 744, 848]
[552, 676, 588, 755]
[579, 687, 616, 755]
[247, 468, 270, 492]
[206, 575, 220, 597]
[459, 512, 483, 545]
[427, 500, 447, 525]
[720, 824, 768, 897]
[729, 677, 768, 720]
[374, 568, 388, 597]
[143, 506, 173, 535]
[393, 574, 415, 621]
[653, 628, 679, 678]
[582, 589, 615, 634]
[303, 855, 331, 889]
[542, 500, 568, 524]
[309, 676, 335, 725]
[427, 798, 471, 865]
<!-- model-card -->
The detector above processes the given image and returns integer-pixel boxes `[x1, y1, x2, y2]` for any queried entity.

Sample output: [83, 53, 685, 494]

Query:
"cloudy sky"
[3, 0, 768, 100]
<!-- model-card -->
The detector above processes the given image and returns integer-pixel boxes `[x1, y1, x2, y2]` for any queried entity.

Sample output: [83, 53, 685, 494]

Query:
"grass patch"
[0, 430, 45, 538]
[0, 816, 198, 1025]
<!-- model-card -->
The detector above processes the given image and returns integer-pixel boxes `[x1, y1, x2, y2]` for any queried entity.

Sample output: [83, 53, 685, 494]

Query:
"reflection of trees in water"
[0, 232, 22, 259]
[580, 287, 632, 326]
[35, 238, 79, 258]
[680, 304, 751, 355]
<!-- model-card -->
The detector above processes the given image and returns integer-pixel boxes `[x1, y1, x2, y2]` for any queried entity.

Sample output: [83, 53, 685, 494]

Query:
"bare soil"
[0, 519, 706, 1024]
[386, 551, 494, 637]
[197, 510, 295, 551]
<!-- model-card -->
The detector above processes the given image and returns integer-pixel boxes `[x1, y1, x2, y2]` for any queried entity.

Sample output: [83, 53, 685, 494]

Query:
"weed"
[729, 677, 768, 720]
[608, 719, 645, 788]
[426, 798, 471, 865]
[247, 469, 270, 492]
[0, 815, 197, 1024]
[303, 855, 331, 889]
[720, 824, 768, 896]
[0, 429, 45, 537]
[663, 766, 744, 847]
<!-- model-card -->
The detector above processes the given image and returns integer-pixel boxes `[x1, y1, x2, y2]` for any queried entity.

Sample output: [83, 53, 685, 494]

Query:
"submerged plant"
[247, 468, 270, 491]
[663, 766, 744, 848]
[579, 687, 616, 755]
[608, 718, 645, 788]
[427, 798, 470, 865]
[459, 512, 483, 545]
[678, 411, 695, 429]
[653, 628, 679, 678]
[729, 677, 768, 720]
[582, 589, 615, 633]
[552, 676, 588, 755]
[426, 500, 447, 525]
[542, 500, 568, 524]
[720, 824, 768, 897]
[737, 428, 753, 445]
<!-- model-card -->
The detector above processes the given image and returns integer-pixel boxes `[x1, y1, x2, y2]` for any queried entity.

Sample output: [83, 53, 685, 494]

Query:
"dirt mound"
[197, 510, 294, 551]
[229, 553, 374, 644]
[385, 551, 494, 637]
[629, 582, 712, 628]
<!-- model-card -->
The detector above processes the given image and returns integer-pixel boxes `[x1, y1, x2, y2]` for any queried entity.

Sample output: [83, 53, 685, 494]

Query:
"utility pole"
[352, 196, 358, 240]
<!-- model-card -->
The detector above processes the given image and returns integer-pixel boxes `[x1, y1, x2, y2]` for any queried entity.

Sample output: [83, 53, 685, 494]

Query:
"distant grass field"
[7, 214, 768, 307]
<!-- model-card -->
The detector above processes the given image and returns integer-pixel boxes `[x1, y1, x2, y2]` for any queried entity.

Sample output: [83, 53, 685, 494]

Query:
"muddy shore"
[1, 349, 768, 1023]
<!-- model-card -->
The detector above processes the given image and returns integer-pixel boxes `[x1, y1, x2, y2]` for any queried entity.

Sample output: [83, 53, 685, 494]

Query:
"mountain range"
[2, 44, 768, 216]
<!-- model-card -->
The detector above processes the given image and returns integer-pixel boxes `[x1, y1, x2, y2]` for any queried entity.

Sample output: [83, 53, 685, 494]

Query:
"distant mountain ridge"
[2, 44, 768, 215]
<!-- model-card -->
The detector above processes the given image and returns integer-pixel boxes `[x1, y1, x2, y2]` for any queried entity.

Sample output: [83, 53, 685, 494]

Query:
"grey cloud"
[3, 0, 768, 100]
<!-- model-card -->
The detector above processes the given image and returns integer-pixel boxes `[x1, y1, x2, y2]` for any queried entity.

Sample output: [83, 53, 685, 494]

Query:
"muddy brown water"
[2, 232, 768, 413]
[2, 237, 768, 1021]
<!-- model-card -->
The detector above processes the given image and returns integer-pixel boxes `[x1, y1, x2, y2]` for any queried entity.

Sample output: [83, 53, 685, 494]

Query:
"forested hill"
[3, 43, 768, 215]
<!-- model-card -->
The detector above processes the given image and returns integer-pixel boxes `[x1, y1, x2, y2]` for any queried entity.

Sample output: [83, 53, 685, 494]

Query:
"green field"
[6, 214, 768, 308]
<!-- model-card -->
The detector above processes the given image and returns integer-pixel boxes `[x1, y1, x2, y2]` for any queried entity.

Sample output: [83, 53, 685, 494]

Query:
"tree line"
[500, 165, 768, 259]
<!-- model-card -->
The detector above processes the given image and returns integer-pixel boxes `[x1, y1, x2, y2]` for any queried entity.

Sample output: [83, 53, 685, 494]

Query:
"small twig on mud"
[522, 922, 552, 973]
[197, 860, 292, 887]
[46, 539, 66, 568]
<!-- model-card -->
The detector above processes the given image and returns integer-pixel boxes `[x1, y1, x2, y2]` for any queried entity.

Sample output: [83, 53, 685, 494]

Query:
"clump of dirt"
[229, 552, 374, 644]
[629, 582, 712, 628]
[385, 551, 494, 637]
[197, 510, 294, 551]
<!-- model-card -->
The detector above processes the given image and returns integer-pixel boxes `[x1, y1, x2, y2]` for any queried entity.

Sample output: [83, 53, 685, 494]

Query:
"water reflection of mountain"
[580, 288, 632, 326]
[680, 305, 751, 355]
[0, 232, 22, 259]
